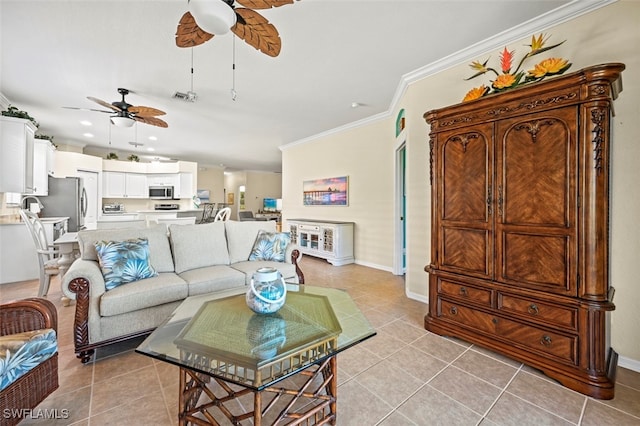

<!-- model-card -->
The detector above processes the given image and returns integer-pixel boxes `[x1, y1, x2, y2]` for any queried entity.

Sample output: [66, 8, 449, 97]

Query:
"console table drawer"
[439, 299, 577, 364]
[497, 293, 577, 331]
[438, 280, 492, 307]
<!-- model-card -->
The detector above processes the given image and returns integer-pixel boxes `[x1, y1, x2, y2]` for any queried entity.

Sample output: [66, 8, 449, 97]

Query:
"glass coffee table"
[136, 284, 376, 425]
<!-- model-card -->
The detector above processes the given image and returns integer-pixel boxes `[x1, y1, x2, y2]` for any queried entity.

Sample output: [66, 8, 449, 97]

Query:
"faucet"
[20, 195, 44, 211]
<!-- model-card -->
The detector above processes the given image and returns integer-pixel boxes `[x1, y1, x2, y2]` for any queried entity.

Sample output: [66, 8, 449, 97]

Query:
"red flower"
[500, 48, 515, 73]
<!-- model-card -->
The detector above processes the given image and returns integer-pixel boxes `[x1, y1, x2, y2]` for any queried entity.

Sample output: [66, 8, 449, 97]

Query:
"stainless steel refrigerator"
[41, 176, 87, 231]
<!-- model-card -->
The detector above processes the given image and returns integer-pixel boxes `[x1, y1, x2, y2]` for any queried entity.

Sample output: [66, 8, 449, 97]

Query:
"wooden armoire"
[423, 63, 624, 399]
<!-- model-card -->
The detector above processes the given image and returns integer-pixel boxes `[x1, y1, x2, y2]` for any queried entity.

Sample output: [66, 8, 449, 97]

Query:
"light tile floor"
[1, 256, 639, 425]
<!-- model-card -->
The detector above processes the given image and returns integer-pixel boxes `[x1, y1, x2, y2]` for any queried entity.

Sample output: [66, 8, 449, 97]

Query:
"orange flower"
[492, 74, 517, 90]
[499, 48, 515, 73]
[528, 58, 570, 78]
[462, 85, 489, 102]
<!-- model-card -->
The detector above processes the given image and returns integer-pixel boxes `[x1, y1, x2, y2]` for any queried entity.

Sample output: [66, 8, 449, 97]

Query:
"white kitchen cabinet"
[0, 116, 36, 194]
[102, 171, 147, 198]
[147, 174, 178, 187]
[175, 172, 193, 199]
[33, 139, 54, 195]
[0, 223, 39, 284]
[288, 219, 354, 265]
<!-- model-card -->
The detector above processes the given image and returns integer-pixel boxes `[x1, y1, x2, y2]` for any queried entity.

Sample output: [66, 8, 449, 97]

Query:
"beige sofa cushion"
[99, 272, 188, 317]
[225, 220, 277, 264]
[78, 226, 175, 273]
[178, 265, 246, 297]
[169, 222, 230, 274]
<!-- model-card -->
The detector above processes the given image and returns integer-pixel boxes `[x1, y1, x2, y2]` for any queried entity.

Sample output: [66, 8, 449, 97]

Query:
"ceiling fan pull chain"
[231, 35, 237, 101]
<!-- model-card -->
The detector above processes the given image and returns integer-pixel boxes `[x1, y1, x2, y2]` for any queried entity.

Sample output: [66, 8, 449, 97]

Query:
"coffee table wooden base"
[179, 356, 337, 426]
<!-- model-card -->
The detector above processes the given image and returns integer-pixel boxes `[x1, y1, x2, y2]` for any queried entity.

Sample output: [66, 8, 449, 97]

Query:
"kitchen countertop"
[0, 215, 69, 225]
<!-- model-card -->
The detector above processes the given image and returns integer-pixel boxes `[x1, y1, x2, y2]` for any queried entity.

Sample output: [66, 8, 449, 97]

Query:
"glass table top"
[136, 284, 376, 390]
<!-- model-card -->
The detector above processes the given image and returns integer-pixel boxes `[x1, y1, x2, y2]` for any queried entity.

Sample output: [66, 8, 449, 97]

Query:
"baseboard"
[618, 355, 640, 373]
[406, 290, 428, 304]
[354, 259, 392, 273]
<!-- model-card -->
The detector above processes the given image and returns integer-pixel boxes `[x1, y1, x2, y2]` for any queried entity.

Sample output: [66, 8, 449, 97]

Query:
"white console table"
[287, 219, 354, 266]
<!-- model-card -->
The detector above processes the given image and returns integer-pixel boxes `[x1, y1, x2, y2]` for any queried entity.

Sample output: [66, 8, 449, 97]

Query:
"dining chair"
[213, 207, 231, 222]
[19, 209, 60, 297]
[199, 203, 217, 223]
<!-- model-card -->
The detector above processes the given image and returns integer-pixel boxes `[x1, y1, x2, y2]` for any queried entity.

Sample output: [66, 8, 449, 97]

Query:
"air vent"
[173, 91, 197, 102]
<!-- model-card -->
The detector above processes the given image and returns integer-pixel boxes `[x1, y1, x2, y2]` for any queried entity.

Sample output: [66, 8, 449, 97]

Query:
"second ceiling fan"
[175, 0, 296, 57]
[81, 88, 168, 128]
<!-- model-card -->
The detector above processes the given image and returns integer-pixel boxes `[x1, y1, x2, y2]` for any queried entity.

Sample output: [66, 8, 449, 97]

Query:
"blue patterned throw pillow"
[249, 231, 290, 262]
[94, 237, 158, 291]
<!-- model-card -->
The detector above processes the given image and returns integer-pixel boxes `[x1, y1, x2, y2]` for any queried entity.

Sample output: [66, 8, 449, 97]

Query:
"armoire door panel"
[441, 127, 492, 223]
[497, 107, 577, 227]
[441, 227, 490, 276]
[500, 231, 573, 294]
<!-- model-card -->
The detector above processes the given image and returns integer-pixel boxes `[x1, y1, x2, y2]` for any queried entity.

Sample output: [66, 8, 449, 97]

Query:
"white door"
[77, 170, 99, 229]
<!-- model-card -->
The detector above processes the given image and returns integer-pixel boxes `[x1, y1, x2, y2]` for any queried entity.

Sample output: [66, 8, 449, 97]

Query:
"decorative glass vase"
[246, 267, 287, 314]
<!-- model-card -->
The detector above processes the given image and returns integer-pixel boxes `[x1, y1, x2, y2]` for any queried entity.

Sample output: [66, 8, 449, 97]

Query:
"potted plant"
[1, 105, 38, 127]
[106, 152, 119, 160]
[128, 154, 139, 162]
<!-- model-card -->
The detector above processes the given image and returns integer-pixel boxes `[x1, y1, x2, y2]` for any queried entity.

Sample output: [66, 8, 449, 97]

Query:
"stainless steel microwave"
[148, 185, 174, 199]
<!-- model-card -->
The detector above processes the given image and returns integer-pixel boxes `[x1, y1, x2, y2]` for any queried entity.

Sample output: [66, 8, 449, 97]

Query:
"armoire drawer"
[438, 280, 492, 307]
[497, 293, 577, 331]
[439, 299, 578, 364]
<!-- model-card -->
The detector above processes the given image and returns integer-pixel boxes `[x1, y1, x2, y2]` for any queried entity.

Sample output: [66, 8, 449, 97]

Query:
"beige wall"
[223, 171, 282, 220]
[196, 166, 225, 204]
[281, 1, 640, 365]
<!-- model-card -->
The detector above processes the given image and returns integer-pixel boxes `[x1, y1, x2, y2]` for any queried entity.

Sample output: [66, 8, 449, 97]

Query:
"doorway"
[394, 143, 406, 275]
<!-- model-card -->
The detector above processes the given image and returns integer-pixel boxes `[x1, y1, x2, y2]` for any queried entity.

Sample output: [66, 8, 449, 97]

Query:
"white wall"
[281, 1, 640, 365]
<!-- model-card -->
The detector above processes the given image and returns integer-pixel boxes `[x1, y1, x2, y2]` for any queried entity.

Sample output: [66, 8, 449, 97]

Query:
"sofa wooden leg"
[77, 350, 94, 364]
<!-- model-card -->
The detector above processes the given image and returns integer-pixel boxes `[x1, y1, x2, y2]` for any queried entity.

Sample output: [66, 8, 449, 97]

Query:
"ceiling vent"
[173, 91, 197, 102]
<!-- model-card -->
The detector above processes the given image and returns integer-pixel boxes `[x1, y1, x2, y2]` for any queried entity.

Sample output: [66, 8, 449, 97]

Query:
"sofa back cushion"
[225, 220, 277, 264]
[78, 226, 175, 273]
[169, 222, 230, 274]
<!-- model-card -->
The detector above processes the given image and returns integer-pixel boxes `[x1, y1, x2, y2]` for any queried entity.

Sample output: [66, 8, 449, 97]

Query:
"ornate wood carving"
[68, 277, 90, 355]
[513, 119, 556, 143]
[449, 133, 479, 153]
[591, 108, 606, 175]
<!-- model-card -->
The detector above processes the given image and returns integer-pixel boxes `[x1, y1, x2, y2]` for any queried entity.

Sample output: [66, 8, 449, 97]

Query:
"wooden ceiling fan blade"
[176, 11, 214, 48]
[87, 96, 121, 112]
[232, 9, 281, 57]
[62, 106, 112, 113]
[134, 116, 168, 128]
[235, 0, 294, 10]
[129, 106, 166, 117]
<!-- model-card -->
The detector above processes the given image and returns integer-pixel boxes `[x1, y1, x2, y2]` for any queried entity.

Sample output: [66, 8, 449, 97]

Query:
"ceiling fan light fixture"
[110, 115, 135, 127]
[189, 0, 237, 35]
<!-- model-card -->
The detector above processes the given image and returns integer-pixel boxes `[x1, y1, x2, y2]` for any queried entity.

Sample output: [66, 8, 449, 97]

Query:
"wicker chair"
[0, 298, 59, 426]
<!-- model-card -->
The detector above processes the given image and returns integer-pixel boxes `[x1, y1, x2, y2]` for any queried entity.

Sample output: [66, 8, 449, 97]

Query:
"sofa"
[62, 220, 303, 364]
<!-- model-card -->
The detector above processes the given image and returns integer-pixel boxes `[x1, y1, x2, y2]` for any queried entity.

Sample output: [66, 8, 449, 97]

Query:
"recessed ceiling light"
[148, 136, 157, 141]
[80, 120, 92, 126]
[351, 102, 361, 108]
[83, 132, 94, 138]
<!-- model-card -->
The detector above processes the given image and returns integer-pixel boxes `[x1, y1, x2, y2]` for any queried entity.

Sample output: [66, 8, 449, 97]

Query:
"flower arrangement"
[462, 33, 571, 102]
[127, 154, 140, 162]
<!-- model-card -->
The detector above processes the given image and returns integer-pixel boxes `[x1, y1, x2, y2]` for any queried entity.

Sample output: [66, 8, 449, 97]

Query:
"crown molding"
[280, 0, 617, 152]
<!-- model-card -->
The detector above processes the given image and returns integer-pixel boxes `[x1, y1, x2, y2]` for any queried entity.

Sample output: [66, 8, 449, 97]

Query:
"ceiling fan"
[66, 88, 168, 128]
[175, 0, 296, 57]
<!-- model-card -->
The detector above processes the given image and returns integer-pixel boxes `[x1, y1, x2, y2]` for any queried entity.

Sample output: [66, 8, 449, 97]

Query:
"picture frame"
[303, 176, 348, 206]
